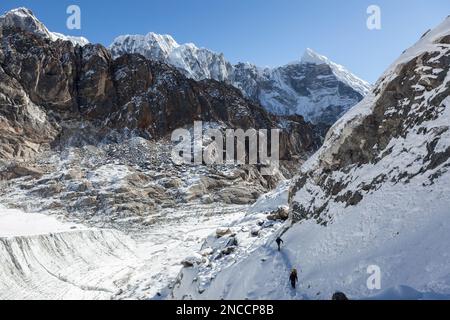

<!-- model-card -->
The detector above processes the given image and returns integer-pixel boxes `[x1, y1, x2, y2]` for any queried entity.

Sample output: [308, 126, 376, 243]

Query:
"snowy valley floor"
[1, 174, 449, 300]
[0, 203, 258, 300]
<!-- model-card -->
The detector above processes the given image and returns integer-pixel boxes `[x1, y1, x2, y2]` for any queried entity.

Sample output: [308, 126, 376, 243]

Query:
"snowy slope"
[110, 34, 370, 124]
[173, 171, 450, 300]
[0, 7, 89, 46]
[171, 16, 450, 300]
[0, 206, 138, 300]
[0, 207, 82, 237]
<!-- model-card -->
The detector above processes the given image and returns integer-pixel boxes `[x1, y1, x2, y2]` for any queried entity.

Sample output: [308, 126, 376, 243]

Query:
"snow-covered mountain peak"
[110, 32, 180, 61]
[109, 31, 370, 123]
[110, 32, 233, 81]
[5, 7, 34, 18]
[0, 7, 89, 46]
[1, 7, 51, 38]
[181, 42, 198, 50]
[299, 48, 371, 96]
[143, 32, 180, 50]
[300, 48, 330, 65]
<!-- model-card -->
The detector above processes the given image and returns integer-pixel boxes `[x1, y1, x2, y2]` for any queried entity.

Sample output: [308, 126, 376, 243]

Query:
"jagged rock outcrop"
[289, 16, 450, 224]
[0, 44, 61, 160]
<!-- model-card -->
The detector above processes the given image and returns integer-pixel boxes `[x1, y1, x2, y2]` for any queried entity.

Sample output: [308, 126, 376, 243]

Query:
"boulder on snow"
[332, 292, 349, 300]
[181, 254, 203, 267]
[161, 177, 183, 189]
[200, 247, 214, 256]
[216, 187, 260, 205]
[221, 246, 236, 256]
[61, 169, 84, 181]
[250, 227, 261, 237]
[0, 164, 44, 180]
[267, 205, 290, 221]
[216, 227, 232, 238]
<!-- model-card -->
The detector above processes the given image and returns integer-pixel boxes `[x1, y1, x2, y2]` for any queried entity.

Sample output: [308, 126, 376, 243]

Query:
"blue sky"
[1, 0, 449, 83]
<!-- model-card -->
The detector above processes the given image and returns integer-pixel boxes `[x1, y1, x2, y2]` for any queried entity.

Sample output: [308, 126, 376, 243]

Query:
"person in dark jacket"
[275, 237, 284, 251]
[289, 269, 298, 289]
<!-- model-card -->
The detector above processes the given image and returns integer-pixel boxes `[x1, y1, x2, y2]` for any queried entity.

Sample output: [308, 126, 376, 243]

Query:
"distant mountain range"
[0, 7, 370, 125]
[110, 33, 371, 124]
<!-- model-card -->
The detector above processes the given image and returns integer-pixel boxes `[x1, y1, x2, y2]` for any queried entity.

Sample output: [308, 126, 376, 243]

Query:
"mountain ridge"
[110, 32, 371, 124]
[0, 7, 370, 125]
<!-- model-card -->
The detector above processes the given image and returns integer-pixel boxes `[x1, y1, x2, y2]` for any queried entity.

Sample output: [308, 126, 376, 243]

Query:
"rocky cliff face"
[289, 17, 450, 224]
[110, 35, 370, 125]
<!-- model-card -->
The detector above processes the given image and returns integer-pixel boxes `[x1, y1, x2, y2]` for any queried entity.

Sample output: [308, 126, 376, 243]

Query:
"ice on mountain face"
[169, 44, 232, 81]
[301, 48, 371, 96]
[110, 32, 180, 62]
[236, 53, 370, 124]
[301, 48, 329, 65]
[235, 50, 371, 124]
[0, 7, 89, 46]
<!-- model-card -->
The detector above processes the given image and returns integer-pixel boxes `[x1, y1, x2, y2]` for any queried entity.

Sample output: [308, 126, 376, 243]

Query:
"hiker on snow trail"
[289, 269, 298, 289]
[275, 237, 284, 251]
